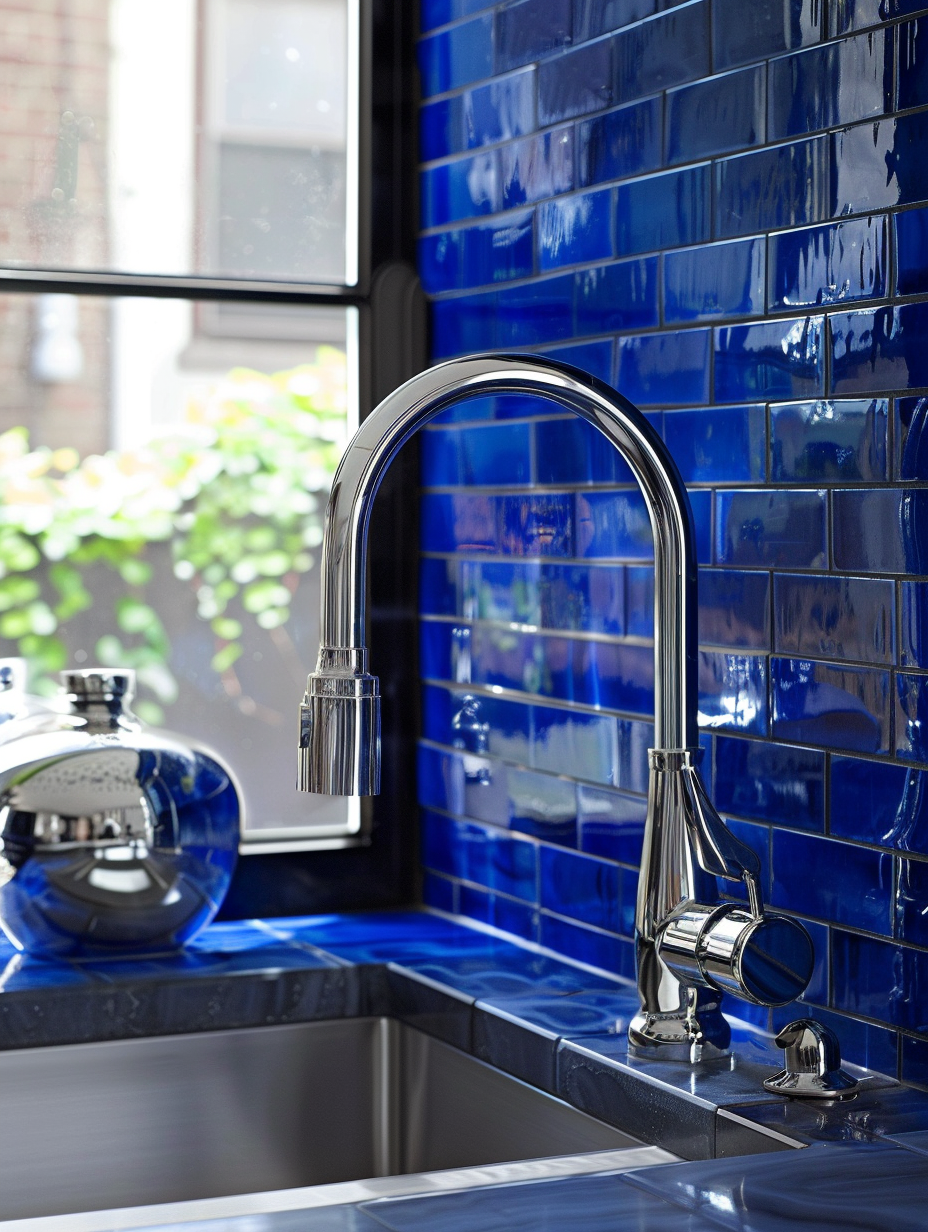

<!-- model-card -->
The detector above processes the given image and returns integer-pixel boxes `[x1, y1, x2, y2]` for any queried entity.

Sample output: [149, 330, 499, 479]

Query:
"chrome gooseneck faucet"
[299, 354, 814, 1061]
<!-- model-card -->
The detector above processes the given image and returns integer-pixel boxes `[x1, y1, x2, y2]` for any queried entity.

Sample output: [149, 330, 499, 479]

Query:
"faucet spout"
[300, 354, 813, 1059]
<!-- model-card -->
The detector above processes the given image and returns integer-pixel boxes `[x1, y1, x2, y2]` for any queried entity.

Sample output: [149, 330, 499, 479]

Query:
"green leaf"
[211, 642, 243, 674]
[116, 598, 159, 635]
[134, 700, 165, 726]
[242, 580, 290, 614]
[0, 577, 41, 611]
[95, 634, 126, 665]
[118, 559, 153, 586]
[210, 617, 243, 641]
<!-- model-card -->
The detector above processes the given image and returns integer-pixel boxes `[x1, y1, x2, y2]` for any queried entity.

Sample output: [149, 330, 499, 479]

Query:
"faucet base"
[627, 1006, 732, 1063]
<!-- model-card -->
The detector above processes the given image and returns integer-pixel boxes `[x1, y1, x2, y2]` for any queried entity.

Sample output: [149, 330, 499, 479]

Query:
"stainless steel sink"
[0, 1018, 668, 1227]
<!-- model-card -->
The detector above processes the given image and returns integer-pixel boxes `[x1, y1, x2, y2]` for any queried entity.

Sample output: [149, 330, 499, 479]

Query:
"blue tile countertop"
[6, 908, 928, 1230]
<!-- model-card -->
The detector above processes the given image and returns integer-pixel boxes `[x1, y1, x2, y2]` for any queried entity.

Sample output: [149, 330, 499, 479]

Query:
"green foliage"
[0, 352, 347, 715]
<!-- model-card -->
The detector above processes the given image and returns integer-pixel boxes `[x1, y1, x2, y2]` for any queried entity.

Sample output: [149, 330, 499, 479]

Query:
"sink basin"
[0, 1017, 662, 1226]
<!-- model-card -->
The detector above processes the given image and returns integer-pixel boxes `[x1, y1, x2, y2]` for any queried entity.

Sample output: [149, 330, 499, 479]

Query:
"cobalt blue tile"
[613, 3, 711, 107]
[418, 230, 464, 293]
[575, 257, 659, 334]
[712, 0, 821, 69]
[530, 705, 620, 789]
[771, 657, 891, 754]
[831, 755, 928, 850]
[500, 127, 573, 208]
[473, 692, 534, 763]
[400, 945, 619, 1001]
[832, 0, 928, 31]
[463, 67, 536, 151]
[537, 38, 614, 124]
[461, 211, 535, 286]
[419, 619, 457, 682]
[697, 650, 768, 736]
[615, 328, 710, 407]
[508, 765, 579, 845]
[577, 784, 646, 865]
[774, 574, 895, 665]
[417, 15, 494, 97]
[463, 821, 539, 899]
[537, 189, 613, 270]
[714, 736, 824, 830]
[458, 884, 539, 941]
[664, 405, 765, 483]
[896, 855, 928, 945]
[698, 569, 770, 650]
[539, 562, 626, 634]
[540, 340, 616, 385]
[535, 417, 634, 485]
[715, 136, 829, 237]
[771, 398, 888, 482]
[420, 0, 496, 31]
[832, 112, 928, 216]
[714, 316, 824, 403]
[772, 830, 893, 933]
[420, 154, 499, 229]
[422, 869, 457, 914]
[769, 217, 887, 311]
[895, 208, 928, 297]
[418, 743, 464, 814]
[573, 0, 658, 38]
[615, 164, 711, 257]
[832, 930, 928, 1031]
[768, 29, 892, 140]
[539, 914, 636, 980]
[423, 423, 532, 486]
[432, 292, 499, 356]
[496, 275, 575, 346]
[420, 683, 457, 748]
[420, 97, 463, 163]
[833, 489, 928, 575]
[573, 638, 653, 714]
[469, 560, 542, 624]
[626, 565, 654, 638]
[720, 817, 771, 902]
[899, 16, 928, 109]
[665, 65, 764, 164]
[589, 716, 650, 800]
[902, 581, 928, 669]
[496, 0, 571, 72]
[577, 97, 663, 188]
[419, 557, 459, 617]
[499, 492, 574, 556]
[896, 397, 928, 479]
[540, 845, 638, 935]
[421, 807, 460, 876]
[664, 238, 766, 323]
[831, 304, 928, 395]
[271, 909, 493, 966]
[715, 489, 826, 569]
[897, 673, 928, 764]
[688, 489, 713, 565]
[577, 489, 652, 559]
[902, 1037, 928, 1090]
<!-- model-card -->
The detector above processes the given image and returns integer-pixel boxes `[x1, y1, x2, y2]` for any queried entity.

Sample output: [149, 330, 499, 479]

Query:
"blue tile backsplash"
[416, 0, 928, 1083]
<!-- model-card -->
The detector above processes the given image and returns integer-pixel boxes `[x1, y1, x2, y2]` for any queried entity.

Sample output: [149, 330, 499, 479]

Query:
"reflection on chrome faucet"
[298, 354, 814, 1062]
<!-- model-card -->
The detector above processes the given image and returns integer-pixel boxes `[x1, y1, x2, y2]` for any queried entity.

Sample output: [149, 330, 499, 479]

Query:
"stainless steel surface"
[0, 1017, 641, 1222]
[763, 1018, 860, 1100]
[298, 354, 814, 1056]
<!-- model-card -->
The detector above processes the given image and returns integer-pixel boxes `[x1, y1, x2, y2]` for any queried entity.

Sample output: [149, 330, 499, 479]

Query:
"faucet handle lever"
[671, 752, 761, 884]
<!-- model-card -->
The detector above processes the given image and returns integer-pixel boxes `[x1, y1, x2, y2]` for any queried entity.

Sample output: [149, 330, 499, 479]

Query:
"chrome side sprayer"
[298, 354, 814, 1061]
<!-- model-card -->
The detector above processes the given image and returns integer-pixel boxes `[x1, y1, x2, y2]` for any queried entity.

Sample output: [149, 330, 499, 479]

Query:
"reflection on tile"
[540, 844, 638, 935]
[712, 0, 821, 69]
[577, 97, 663, 186]
[459, 884, 539, 941]
[714, 735, 824, 830]
[615, 165, 711, 257]
[770, 398, 888, 481]
[897, 672, 928, 763]
[421, 155, 500, 230]
[901, 581, 928, 668]
[895, 855, 928, 946]
[422, 423, 532, 486]
[577, 784, 647, 865]
[773, 573, 894, 664]
[577, 489, 653, 559]
[830, 304, 928, 395]
[462, 67, 537, 153]
[895, 397, 928, 480]
[771, 657, 891, 753]
[666, 64, 765, 163]
[531, 706, 620, 790]
[664, 238, 766, 322]
[832, 112, 928, 216]
[698, 650, 768, 735]
[769, 217, 887, 311]
[714, 316, 825, 402]
[833, 489, 928, 574]
[768, 28, 892, 139]
[772, 829, 893, 933]
[541, 339, 616, 384]
[831, 755, 928, 850]
[715, 489, 826, 568]
[833, 929, 928, 1031]
[535, 417, 634, 485]
[508, 765, 579, 846]
[540, 914, 636, 979]
[500, 127, 574, 208]
[421, 810, 538, 901]
[715, 136, 829, 237]
[665, 404, 765, 482]
[538, 189, 613, 270]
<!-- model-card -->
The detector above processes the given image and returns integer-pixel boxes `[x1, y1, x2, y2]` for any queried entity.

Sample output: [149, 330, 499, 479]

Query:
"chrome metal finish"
[0, 1018, 641, 1223]
[763, 1019, 861, 1100]
[302, 353, 814, 1056]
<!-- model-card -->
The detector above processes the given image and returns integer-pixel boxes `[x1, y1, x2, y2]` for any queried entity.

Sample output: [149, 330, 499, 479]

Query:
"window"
[0, 0, 369, 850]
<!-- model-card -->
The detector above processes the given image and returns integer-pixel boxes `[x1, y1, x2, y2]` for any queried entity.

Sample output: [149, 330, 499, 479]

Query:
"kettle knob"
[763, 1018, 860, 1099]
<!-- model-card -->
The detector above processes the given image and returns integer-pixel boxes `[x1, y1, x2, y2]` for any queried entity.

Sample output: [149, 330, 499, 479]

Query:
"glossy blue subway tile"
[625, 565, 654, 638]
[712, 0, 821, 70]
[458, 816, 538, 899]
[573, 0, 658, 39]
[770, 398, 888, 482]
[902, 1035, 928, 1089]
[896, 855, 928, 945]
[539, 913, 636, 979]
[508, 765, 579, 845]
[714, 316, 825, 403]
[664, 238, 766, 323]
[613, 3, 711, 107]
[896, 397, 928, 479]
[832, 112, 928, 216]
[419, 620, 461, 684]
[768, 29, 892, 140]
[422, 870, 457, 914]
[688, 489, 713, 565]
[664, 405, 765, 483]
[577, 97, 663, 188]
[423, 422, 532, 486]
[575, 257, 659, 334]
[697, 650, 768, 735]
[420, 97, 463, 164]
[537, 37, 614, 125]
[577, 784, 646, 865]
[421, 684, 456, 748]
[771, 658, 892, 754]
[531, 705, 620, 788]
[832, 303, 928, 394]
[421, 154, 500, 230]
[500, 492, 575, 556]
[421, 492, 499, 554]
[665, 64, 765, 164]
[496, 274, 575, 346]
[419, 557, 460, 617]
[902, 582, 928, 669]
[616, 328, 710, 407]
[459, 883, 539, 941]
[894, 207, 928, 297]
[715, 136, 829, 238]
[698, 569, 770, 649]
[432, 292, 499, 357]
[832, 930, 928, 1032]
[539, 562, 626, 634]
[463, 67, 536, 151]
[540, 844, 637, 934]
[833, 489, 928, 574]
[614, 718, 655, 795]
[540, 340, 616, 385]
[577, 489, 652, 559]
[463, 211, 536, 287]
[535, 417, 634, 485]
[897, 672, 928, 763]
[418, 15, 495, 97]
[421, 0, 496, 32]
[421, 807, 459, 878]
[615, 164, 711, 257]
[418, 743, 462, 815]
[832, 0, 928, 32]
[774, 574, 895, 665]
[769, 216, 887, 312]
[714, 735, 824, 829]
[472, 692, 534, 763]
[501, 128, 574, 209]
[831, 755, 928, 850]
[578, 639, 654, 714]
[470, 560, 538, 624]
[772, 830, 893, 933]
[715, 489, 826, 568]
[899, 17, 928, 110]
[496, 0, 571, 72]
[538, 189, 613, 271]
[418, 231, 464, 294]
